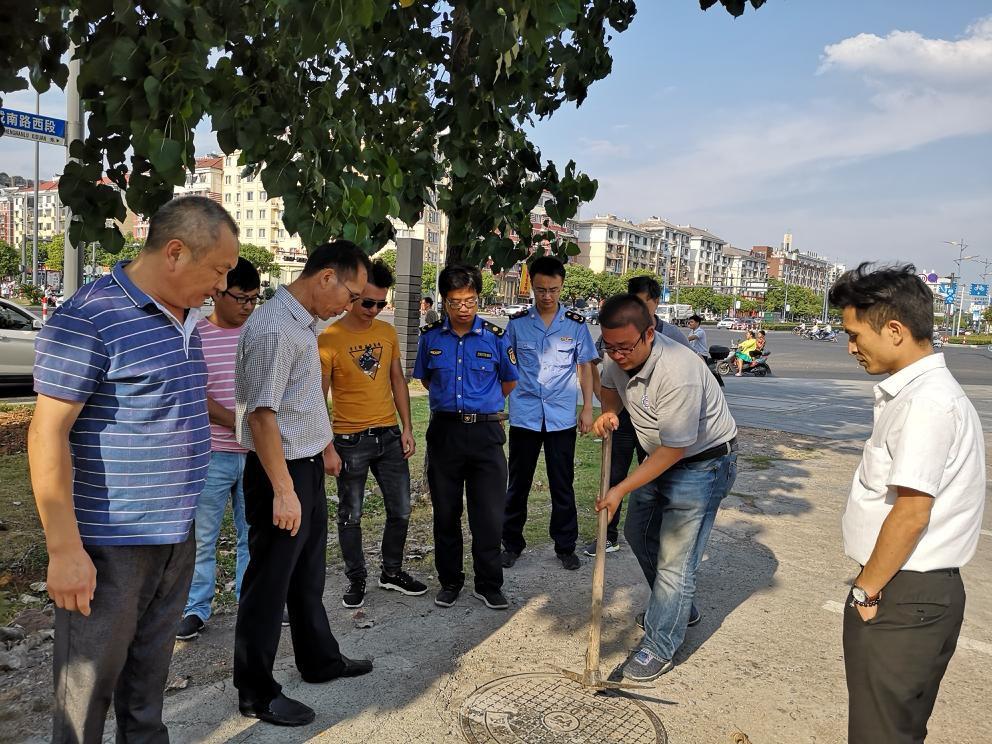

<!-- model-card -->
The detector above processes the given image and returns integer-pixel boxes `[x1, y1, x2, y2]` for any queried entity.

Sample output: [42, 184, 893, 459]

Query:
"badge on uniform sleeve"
[508, 347, 517, 365]
[641, 392, 651, 410]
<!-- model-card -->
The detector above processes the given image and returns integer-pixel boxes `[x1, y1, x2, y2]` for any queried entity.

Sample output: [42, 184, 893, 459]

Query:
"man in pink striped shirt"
[177, 258, 260, 640]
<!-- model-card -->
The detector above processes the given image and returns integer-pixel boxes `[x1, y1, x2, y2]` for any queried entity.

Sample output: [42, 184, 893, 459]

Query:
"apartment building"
[638, 217, 691, 287]
[680, 226, 728, 288]
[752, 236, 836, 291]
[722, 245, 769, 297]
[574, 214, 667, 277]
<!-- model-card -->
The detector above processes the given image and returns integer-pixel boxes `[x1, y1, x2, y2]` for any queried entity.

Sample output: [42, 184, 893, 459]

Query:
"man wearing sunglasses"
[318, 260, 427, 610]
[592, 294, 737, 682]
[177, 257, 260, 642]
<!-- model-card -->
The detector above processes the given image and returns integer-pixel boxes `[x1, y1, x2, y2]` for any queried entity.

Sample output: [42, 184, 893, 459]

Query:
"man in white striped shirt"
[177, 258, 260, 641]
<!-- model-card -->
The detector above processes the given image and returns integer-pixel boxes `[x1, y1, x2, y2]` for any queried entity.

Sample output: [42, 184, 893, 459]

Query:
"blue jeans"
[334, 426, 411, 581]
[184, 451, 249, 622]
[624, 452, 737, 660]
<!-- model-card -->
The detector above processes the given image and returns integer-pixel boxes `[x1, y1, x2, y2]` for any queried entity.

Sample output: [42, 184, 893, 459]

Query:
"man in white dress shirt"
[829, 263, 985, 744]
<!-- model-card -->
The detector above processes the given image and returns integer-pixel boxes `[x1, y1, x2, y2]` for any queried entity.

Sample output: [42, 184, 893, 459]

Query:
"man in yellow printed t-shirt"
[318, 260, 428, 609]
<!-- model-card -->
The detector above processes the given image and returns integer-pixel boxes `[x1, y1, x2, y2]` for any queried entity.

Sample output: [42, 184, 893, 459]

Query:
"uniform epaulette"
[419, 320, 442, 334]
[565, 310, 586, 324]
[483, 321, 505, 337]
[509, 309, 529, 320]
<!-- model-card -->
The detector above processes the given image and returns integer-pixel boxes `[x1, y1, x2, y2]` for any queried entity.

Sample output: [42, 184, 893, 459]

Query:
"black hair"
[828, 262, 933, 341]
[438, 263, 482, 297]
[227, 256, 260, 292]
[529, 255, 566, 281]
[688, 314, 703, 324]
[368, 259, 394, 289]
[627, 275, 662, 300]
[599, 294, 653, 334]
[422, 296, 434, 307]
[146, 196, 239, 255]
[758, 329, 766, 337]
[300, 240, 373, 280]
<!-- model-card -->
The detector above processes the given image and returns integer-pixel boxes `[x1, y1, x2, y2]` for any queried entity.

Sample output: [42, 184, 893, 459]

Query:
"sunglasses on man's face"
[359, 298, 388, 310]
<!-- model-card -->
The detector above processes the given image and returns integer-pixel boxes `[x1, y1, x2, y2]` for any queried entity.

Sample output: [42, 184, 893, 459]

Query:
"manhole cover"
[460, 672, 667, 744]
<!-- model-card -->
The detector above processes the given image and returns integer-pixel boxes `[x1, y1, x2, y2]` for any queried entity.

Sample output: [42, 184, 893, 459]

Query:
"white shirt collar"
[875, 353, 946, 400]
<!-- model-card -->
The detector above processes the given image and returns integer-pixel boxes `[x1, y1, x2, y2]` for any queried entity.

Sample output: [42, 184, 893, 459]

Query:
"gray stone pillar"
[394, 237, 424, 378]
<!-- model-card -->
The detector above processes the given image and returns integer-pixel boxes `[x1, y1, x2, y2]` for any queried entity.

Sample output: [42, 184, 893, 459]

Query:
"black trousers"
[502, 424, 579, 555]
[52, 537, 195, 744]
[843, 568, 965, 744]
[426, 418, 507, 593]
[605, 409, 647, 543]
[234, 452, 344, 704]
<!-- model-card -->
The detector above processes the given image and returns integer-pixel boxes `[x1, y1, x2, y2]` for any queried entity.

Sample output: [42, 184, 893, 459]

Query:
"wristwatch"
[851, 585, 880, 608]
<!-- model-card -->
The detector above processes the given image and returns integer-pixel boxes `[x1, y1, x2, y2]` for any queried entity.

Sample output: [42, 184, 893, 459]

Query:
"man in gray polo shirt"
[233, 240, 374, 727]
[593, 294, 738, 682]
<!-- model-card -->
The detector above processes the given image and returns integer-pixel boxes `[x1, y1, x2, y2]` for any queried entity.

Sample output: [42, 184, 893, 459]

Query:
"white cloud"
[575, 137, 631, 159]
[818, 15, 992, 86]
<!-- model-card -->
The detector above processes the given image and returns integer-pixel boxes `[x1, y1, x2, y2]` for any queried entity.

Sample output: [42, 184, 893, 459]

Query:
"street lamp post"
[945, 239, 981, 337]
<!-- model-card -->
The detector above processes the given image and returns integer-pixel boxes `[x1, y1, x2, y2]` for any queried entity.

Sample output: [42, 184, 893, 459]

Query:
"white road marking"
[821, 600, 992, 656]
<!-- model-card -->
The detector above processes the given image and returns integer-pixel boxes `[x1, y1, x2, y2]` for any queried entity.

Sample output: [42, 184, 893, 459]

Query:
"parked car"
[504, 303, 531, 316]
[715, 318, 735, 329]
[582, 307, 599, 325]
[0, 298, 43, 386]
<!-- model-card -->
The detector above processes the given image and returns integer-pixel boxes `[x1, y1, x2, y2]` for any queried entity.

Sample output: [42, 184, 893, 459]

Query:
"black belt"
[334, 425, 397, 441]
[681, 437, 738, 465]
[433, 411, 507, 424]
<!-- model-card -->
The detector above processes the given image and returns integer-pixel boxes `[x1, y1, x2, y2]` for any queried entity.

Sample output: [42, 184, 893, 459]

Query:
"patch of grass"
[0, 454, 46, 624]
[0, 403, 32, 414]
[741, 454, 788, 471]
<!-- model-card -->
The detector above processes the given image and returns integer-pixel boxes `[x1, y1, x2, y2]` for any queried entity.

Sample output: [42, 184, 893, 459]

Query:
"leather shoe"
[301, 655, 373, 683]
[239, 693, 315, 727]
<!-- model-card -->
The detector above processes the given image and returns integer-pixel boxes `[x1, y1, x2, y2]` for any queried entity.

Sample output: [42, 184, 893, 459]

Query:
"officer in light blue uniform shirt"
[500, 256, 598, 571]
[413, 264, 518, 611]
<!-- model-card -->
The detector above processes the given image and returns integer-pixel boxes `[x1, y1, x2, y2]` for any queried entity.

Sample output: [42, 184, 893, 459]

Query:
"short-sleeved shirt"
[33, 262, 210, 546]
[687, 327, 708, 356]
[596, 316, 691, 361]
[506, 305, 597, 431]
[843, 354, 985, 571]
[413, 315, 518, 414]
[319, 318, 400, 433]
[601, 334, 737, 458]
[197, 317, 247, 452]
[235, 285, 331, 460]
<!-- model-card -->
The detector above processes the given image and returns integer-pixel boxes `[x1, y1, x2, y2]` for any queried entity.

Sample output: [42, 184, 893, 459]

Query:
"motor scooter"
[717, 349, 772, 377]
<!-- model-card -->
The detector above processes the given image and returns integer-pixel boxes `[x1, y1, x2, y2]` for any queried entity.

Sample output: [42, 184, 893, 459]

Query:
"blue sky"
[2, 1, 990, 281]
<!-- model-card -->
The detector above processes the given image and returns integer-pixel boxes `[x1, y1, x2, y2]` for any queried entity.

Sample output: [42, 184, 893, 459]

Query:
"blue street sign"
[663, 289, 671, 302]
[0, 107, 66, 146]
[969, 283, 988, 298]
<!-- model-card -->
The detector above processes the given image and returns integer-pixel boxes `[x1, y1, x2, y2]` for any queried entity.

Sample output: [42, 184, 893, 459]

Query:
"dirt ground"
[3, 426, 991, 743]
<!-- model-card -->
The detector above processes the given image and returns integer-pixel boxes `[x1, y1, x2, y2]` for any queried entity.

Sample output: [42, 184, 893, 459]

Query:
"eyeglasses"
[603, 334, 645, 358]
[336, 276, 362, 303]
[221, 290, 260, 306]
[444, 298, 478, 309]
[360, 298, 388, 310]
[533, 286, 562, 296]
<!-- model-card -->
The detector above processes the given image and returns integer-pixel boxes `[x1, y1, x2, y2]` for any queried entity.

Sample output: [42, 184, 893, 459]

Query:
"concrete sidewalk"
[88, 427, 992, 744]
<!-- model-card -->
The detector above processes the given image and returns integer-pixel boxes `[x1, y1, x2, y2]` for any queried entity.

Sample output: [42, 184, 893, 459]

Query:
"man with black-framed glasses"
[318, 259, 427, 610]
[177, 257, 260, 642]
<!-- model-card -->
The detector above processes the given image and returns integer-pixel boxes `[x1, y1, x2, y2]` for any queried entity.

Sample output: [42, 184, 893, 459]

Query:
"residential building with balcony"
[638, 217, 692, 288]
[574, 214, 667, 278]
[681, 225, 727, 288]
[722, 245, 769, 297]
[752, 236, 836, 292]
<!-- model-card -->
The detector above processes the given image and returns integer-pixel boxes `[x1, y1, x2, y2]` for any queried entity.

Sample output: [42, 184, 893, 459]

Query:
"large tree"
[0, 241, 19, 278]
[1, 1, 763, 267]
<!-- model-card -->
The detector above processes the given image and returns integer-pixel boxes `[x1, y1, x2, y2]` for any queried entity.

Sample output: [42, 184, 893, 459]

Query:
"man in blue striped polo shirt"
[28, 196, 239, 743]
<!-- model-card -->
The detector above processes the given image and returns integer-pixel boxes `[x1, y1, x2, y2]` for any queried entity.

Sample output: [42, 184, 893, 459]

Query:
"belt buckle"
[461, 413, 477, 424]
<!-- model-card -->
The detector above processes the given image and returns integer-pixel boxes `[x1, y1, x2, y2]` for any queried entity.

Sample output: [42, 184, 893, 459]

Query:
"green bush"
[17, 282, 44, 304]
[947, 334, 992, 345]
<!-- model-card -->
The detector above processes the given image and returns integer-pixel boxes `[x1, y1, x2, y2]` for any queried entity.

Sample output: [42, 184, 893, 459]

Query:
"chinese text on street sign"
[0, 108, 67, 146]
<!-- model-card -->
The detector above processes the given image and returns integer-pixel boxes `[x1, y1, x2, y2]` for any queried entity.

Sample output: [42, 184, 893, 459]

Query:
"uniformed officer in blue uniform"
[500, 256, 598, 571]
[413, 264, 518, 610]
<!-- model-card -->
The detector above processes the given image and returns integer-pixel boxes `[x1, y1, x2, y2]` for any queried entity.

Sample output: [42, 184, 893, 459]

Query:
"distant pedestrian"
[685, 314, 708, 356]
[414, 264, 518, 610]
[319, 259, 427, 610]
[176, 257, 260, 642]
[593, 294, 737, 682]
[830, 263, 985, 744]
[233, 240, 373, 727]
[421, 295, 440, 325]
[28, 195, 239, 742]
[500, 256, 597, 571]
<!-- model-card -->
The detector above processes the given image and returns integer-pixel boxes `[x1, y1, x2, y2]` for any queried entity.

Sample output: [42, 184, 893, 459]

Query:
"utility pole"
[63, 33, 85, 296]
[32, 88, 39, 286]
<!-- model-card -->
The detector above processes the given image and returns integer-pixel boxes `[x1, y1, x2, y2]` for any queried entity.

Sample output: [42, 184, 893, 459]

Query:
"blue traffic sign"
[970, 283, 989, 297]
[0, 107, 66, 146]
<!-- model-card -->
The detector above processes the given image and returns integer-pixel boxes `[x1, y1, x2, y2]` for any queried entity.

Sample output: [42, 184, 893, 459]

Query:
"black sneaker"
[636, 604, 701, 630]
[582, 539, 621, 557]
[500, 549, 520, 568]
[472, 589, 509, 610]
[558, 552, 581, 570]
[176, 615, 204, 641]
[342, 579, 366, 608]
[434, 586, 461, 607]
[378, 570, 428, 596]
